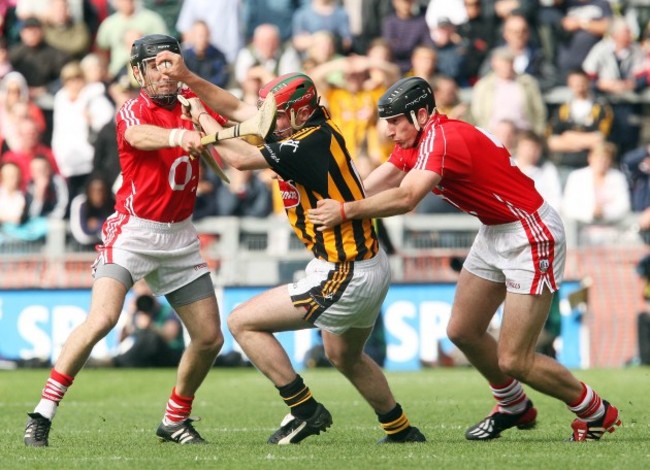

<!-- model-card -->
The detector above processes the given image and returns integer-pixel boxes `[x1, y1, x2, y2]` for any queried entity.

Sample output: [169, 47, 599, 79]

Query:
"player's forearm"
[215, 139, 269, 171]
[345, 187, 416, 220]
[363, 163, 404, 197]
[125, 125, 180, 150]
[184, 73, 255, 123]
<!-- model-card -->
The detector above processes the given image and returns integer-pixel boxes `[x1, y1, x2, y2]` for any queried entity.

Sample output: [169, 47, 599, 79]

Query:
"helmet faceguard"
[378, 77, 435, 131]
[258, 72, 319, 137]
[130, 34, 181, 107]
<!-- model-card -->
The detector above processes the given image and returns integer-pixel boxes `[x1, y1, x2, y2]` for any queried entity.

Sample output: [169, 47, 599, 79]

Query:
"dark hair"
[517, 129, 543, 147]
[135, 294, 156, 314]
[567, 67, 588, 79]
[85, 174, 114, 215]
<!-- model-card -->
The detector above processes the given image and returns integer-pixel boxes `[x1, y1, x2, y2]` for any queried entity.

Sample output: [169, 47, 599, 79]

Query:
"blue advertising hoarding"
[0, 290, 120, 364]
[0, 282, 582, 370]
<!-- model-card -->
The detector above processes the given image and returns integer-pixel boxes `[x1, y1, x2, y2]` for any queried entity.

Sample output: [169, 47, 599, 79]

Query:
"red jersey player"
[309, 77, 621, 442]
[24, 35, 225, 447]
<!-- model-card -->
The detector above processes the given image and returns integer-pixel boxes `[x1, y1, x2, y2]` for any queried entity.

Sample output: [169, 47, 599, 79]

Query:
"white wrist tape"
[168, 128, 178, 147]
[176, 129, 187, 147]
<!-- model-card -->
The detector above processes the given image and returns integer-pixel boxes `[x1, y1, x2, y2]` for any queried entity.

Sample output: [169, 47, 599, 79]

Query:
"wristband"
[168, 128, 178, 147]
[340, 201, 347, 222]
[176, 129, 187, 146]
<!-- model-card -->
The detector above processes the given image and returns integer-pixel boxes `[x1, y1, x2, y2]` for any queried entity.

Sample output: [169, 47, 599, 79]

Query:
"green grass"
[1, 367, 649, 469]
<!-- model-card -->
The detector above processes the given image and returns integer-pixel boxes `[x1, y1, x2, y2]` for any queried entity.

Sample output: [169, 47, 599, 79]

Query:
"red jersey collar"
[415, 112, 446, 145]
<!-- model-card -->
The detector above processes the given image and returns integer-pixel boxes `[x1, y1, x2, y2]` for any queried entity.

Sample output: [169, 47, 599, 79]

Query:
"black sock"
[377, 403, 411, 439]
[276, 375, 318, 419]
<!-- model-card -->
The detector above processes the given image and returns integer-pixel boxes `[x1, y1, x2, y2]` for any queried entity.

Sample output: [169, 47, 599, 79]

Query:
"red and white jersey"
[114, 90, 226, 223]
[388, 114, 544, 225]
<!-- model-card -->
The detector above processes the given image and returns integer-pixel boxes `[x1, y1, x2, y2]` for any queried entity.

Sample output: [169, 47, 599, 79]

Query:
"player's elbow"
[227, 154, 261, 172]
[214, 147, 248, 171]
[124, 128, 146, 149]
[396, 190, 421, 213]
[226, 156, 248, 172]
[404, 197, 420, 213]
[218, 142, 266, 171]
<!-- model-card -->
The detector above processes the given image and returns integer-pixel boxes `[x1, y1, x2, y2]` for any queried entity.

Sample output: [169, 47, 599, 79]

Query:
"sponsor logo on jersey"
[279, 139, 300, 153]
[278, 179, 300, 208]
[194, 262, 208, 271]
[264, 144, 280, 163]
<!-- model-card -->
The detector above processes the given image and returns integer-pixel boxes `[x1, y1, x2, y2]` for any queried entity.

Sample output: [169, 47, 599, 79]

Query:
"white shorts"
[463, 202, 566, 295]
[93, 213, 210, 296]
[288, 249, 390, 335]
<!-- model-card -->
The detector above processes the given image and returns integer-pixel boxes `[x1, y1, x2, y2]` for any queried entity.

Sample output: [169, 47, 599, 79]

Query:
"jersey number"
[168, 156, 193, 191]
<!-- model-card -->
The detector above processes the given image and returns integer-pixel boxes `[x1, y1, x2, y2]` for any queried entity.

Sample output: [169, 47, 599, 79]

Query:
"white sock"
[34, 399, 58, 421]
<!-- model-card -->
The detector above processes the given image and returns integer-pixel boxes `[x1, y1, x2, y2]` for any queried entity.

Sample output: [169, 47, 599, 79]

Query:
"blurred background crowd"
[0, 0, 649, 249]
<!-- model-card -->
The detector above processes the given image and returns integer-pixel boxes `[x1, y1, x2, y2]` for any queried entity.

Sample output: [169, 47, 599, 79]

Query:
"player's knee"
[497, 353, 532, 381]
[185, 313, 224, 352]
[447, 321, 479, 347]
[226, 310, 244, 339]
[325, 351, 345, 370]
[86, 313, 120, 340]
[323, 346, 360, 372]
[212, 330, 225, 352]
[196, 328, 224, 354]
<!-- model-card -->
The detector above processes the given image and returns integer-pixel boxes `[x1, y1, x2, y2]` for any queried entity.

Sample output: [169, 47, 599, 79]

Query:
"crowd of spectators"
[0, 0, 649, 249]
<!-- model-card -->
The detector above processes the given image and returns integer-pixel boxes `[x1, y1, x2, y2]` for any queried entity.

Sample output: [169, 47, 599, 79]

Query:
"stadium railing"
[0, 212, 643, 288]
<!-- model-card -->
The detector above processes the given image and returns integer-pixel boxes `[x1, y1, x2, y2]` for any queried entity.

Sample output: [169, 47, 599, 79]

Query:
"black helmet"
[378, 77, 435, 130]
[130, 34, 181, 106]
[130, 34, 181, 67]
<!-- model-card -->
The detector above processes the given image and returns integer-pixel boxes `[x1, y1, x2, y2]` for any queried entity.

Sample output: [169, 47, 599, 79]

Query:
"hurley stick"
[177, 95, 230, 184]
[200, 92, 276, 146]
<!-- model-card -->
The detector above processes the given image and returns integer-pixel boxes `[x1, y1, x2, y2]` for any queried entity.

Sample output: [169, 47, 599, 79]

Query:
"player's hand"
[309, 199, 345, 230]
[177, 95, 206, 124]
[178, 129, 205, 153]
[186, 97, 209, 124]
[156, 50, 190, 82]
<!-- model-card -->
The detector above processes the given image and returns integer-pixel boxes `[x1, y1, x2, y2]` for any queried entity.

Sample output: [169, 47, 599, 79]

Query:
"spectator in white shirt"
[562, 141, 631, 244]
[51, 61, 114, 206]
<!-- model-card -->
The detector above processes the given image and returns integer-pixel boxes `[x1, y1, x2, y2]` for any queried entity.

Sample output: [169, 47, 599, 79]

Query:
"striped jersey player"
[161, 60, 426, 445]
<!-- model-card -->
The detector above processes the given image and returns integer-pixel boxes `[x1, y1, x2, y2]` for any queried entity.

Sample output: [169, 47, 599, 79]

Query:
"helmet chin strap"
[289, 109, 301, 131]
[267, 104, 319, 140]
[409, 106, 436, 132]
[289, 102, 318, 131]
[135, 65, 147, 88]
[290, 107, 312, 131]
[409, 110, 421, 131]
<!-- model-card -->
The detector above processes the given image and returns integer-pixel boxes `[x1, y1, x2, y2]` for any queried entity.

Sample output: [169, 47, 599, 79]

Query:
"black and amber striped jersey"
[260, 107, 379, 263]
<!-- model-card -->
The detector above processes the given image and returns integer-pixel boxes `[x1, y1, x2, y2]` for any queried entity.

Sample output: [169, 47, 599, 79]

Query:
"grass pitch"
[1, 367, 649, 469]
